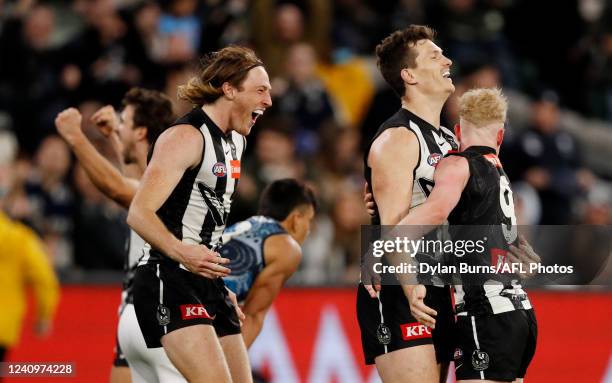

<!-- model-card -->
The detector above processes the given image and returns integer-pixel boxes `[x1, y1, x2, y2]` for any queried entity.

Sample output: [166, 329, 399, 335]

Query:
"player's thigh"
[375, 344, 439, 383]
[117, 305, 160, 383]
[219, 334, 252, 383]
[161, 324, 231, 383]
[109, 366, 131, 383]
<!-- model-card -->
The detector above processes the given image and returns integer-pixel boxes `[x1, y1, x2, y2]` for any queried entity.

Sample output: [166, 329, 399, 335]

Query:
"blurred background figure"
[502, 90, 595, 224]
[0, 129, 59, 363]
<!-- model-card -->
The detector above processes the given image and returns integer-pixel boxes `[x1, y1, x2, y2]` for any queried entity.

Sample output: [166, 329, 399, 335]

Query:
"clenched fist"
[55, 108, 84, 145]
[91, 105, 119, 138]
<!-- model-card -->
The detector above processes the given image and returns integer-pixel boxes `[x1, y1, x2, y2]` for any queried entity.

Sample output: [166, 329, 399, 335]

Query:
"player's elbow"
[126, 203, 142, 231]
[429, 204, 450, 225]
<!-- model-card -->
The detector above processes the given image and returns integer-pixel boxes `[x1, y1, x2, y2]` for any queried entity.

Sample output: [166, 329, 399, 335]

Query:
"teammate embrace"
[359, 25, 538, 383]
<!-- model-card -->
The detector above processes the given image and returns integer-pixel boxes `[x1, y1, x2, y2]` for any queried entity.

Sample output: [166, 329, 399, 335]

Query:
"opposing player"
[221, 178, 316, 347]
[395, 88, 537, 382]
[126, 46, 271, 383]
[55, 87, 174, 383]
[358, 25, 458, 383]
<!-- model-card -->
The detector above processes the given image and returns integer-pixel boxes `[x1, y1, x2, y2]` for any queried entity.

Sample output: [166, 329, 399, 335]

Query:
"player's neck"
[202, 103, 232, 134]
[460, 137, 499, 154]
[400, 95, 445, 129]
[133, 143, 148, 174]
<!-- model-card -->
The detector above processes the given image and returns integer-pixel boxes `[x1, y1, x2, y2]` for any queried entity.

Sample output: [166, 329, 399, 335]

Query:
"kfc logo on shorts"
[427, 153, 442, 167]
[400, 322, 432, 340]
[180, 304, 215, 320]
[212, 162, 227, 177]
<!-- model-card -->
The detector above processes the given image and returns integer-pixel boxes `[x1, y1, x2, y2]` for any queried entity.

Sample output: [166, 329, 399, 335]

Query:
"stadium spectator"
[0, 130, 59, 363]
[502, 91, 595, 224]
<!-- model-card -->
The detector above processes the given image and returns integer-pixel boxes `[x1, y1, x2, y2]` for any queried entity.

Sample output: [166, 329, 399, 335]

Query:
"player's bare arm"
[127, 125, 230, 278]
[91, 105, 124, 162]
[392, 155, 469, 327]
[241, 234, 301, 348]
[55, 108, 139, 209]
[398, 156, 470, 227]
[368, 128, 419, 226]
[365, 127, 420, 297]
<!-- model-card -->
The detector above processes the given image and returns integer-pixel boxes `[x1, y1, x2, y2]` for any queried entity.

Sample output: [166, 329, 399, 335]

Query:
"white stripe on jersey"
[408, 121, 457, 210]
[127, 229, 145, 268]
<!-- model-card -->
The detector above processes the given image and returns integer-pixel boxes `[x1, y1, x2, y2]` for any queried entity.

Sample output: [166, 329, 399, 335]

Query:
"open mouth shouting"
[251, 109, 264, 125]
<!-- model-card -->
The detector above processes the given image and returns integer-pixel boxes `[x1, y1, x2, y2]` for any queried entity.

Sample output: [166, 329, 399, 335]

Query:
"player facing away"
[54, 87, 174, 383]
[126, 46, 271, 383]
[397, 88, 538, 382]
[358, 25, 458, 383]
[221, 179, 316, 347]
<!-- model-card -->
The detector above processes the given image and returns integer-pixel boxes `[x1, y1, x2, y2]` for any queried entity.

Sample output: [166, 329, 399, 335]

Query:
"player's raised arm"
[55, 108, 139, 209]
[126, 125, 229, 278]
[241, 235, 301, 348]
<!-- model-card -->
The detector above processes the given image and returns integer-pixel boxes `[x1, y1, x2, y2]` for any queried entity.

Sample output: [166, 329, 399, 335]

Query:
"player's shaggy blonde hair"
[459, 88, 507, 127]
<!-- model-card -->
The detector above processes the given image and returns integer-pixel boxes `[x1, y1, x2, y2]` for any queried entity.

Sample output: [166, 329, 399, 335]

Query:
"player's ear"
[284, 210, 299, 235]
[496, 128, 504, 147]
[222, 82, 235, 100]
[134, 126, 147, 141]
[401, 68, 417, 86]
[454, 123, 461, 141]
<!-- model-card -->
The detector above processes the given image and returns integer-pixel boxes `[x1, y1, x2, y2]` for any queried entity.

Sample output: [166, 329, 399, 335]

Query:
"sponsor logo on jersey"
[427, 153, 442, 167]
[156, 304, 170, 326]
[376, 324, 391, 345]
[212, 162, 227, 177]
[230, 159, 241, 179]
[180, 304, 215, 320]
[472, 349, 490, 371]
[400, 322, 432, 340]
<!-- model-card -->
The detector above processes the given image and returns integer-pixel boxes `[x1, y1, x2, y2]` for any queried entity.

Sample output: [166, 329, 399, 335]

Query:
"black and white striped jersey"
[447, 146, 531, 316]
[364, 108, 458, 222]
[139, 107, 246, 266]
[364, 108, 458, 285]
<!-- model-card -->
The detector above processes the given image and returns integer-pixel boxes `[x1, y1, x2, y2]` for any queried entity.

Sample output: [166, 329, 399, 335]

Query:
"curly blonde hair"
[459, 88, 507, 127]
[178, 46, 263, 106]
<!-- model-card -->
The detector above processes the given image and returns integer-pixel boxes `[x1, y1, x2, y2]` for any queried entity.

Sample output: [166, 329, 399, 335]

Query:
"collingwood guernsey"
[139, 107, 246, 266]
[364, 108, 458, 284]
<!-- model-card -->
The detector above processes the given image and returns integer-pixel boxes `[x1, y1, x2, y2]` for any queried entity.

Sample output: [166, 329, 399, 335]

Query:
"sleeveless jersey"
[446, 146, 531, 316]
[139, 107, 246, 266]
[364, 108, 458, 284]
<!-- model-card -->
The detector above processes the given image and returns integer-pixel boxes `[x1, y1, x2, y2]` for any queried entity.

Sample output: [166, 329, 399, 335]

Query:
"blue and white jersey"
[221, 216, 286, 302]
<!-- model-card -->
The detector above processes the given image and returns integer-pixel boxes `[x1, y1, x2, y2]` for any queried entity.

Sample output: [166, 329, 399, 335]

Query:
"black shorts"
[112, 336, 129, 367]
[132, 262, 241, 348]
[356, 283, 455, 365]
[454, 309, 537, 381]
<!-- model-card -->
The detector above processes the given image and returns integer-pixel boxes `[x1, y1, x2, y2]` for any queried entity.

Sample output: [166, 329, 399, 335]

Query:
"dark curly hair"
[375, 25, 436, 97]
[122, 87, 174, 145]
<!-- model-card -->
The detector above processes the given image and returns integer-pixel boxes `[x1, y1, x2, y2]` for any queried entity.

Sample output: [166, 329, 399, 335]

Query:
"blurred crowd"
[1, 0, 611, 284]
